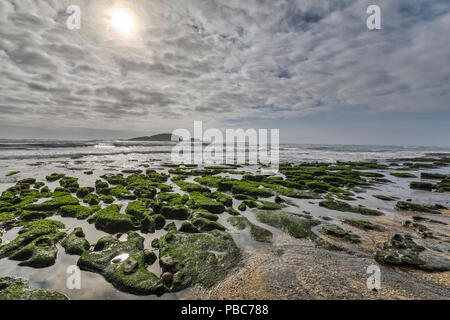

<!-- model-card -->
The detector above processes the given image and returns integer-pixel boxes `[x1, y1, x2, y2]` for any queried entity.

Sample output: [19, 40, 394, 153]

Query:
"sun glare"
[107, 7, 137, 38]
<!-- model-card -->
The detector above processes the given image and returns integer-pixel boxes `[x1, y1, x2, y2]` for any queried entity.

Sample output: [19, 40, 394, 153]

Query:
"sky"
[0, 0, 449, 146]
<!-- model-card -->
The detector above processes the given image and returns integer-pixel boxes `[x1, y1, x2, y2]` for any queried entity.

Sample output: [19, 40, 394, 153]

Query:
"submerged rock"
[78, 231, 166, 296]
[253, 209, 320, 240]
[319, 224, 361, 243]
[0, 219, 65, 268]
[228, 216, 273, 243]
[0, 277, 68, 300]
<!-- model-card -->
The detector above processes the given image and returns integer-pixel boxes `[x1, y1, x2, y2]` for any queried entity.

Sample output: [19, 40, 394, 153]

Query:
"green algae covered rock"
[45, 173, 65, 182]
[8, 231, 66, 268]
[319, 200, 384, 216]
[228, 216, 272, 243]
[61, 227, 90, 255]
[88, 205, 135, 233]
[410, 181, 433, 191]
[0, 277, 68, 300]
[395, 201, 442, 214]
[179, 221, 199, 233]
[59, 204, 97, 220]
[78, 231, 166, 295]
[0, 220, 65, 262]
[157, 230, 241, 291]
[192, 217, 225, 232]
[343, 219, 384, 231]
[254, 209, 320, 240]
[319, 224, 361, 243]
[375, 234, 450, 271]
[23, 195, 79, 212]
[190, 192, 225, 214]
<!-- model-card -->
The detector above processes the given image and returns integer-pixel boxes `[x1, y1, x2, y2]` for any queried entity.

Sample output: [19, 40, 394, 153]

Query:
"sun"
[107, 7, 137, 38]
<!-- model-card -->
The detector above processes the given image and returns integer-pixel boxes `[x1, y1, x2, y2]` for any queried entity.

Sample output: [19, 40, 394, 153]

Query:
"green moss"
[319, 200, 384, 216]
[6, 171, 20, 177]
[254, 209, 320, 240]
[157, 230, 241, 291]
[78, 231, 166, 295]
[0, 212, 15, 222]
[59, 177, 79, 193]
[191, 217, 225, 232]
[228, 216, 272, 243]
[420, 172, 446, 180]
[22, 195, 79, 212]
[319, 224, 361, 243]
[88, 205, 135, 233]
[194, 210, 219, 221]
[62, 227, 90, 255]
[238, 203, 247, 212]
[374, 234, 450, 271]
[174, 180, 211, 193]
[0, 277, 68, 300]
[76, 187, 93, 199]
[83, 193, 100, 206]
[101, 195, 115, 204]
[159, 206, 190, 220]
[212, 192, 233, 207]
[257, 201, 283, 211]
[194, 176, 223, 188]
[231, 182, 272, 198]
[190, 192, 225, 214]
[395, 201, 442, 214]
[179, 222, 199, 233]
[58, 205, 96, 220]
[45, 173, 65, 182]
[343, 219, 384, 231]
[18, 210, 51, 221]
[373, 195, 396, 201]
[8, 231, 66, 268]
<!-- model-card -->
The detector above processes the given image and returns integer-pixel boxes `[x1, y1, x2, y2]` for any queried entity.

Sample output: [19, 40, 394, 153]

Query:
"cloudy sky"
[0, 0, 449, 146]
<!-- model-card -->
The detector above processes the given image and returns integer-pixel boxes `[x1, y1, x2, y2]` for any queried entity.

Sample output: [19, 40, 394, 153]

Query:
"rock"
[319, 224, 361, 243]
[161, 272, 173, 284]
[157, 230, 240, 291]
[78, 231, 166, 295]
[179, 222, 199, 234]
[143, 249, 157, 265]
[61, 227, 90, 255]
[0, 277, 68, 300]
[192, 218, 225, 232]
[375, 234, 450, 271]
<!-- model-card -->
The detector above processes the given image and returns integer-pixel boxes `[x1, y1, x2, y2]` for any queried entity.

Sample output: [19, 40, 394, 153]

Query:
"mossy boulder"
[0, 220, 65, 261]
[59, 177, 79, 193]
[157, 230, 241, 291]
[395, 201, 442, 214]
[76, 187, 93, 199]
[160, 206, 190, 220]
[0, 277, 68, 300]
[45, 173, 65, 182]
[23, 195, 79, 212]
[319, 200, 383, 216]
[78, 231, 166, 295]
[343, 219, 384, 231]
[375, 234, 450, 271]
[319, 224, 361, 243]
[254, 209, 320, 240]
[8, 231, 66, 268]
[88, 205, 135, 233]
[61, 228, 90, 255]
[191, 218, 225, 232]
[190, 192, 225, 214]
[59, 205, 96, 219]
[193, 210, 219, 222]
[410, 181, 433, 191]
[179, 222, 199, 233]
[83, 193, 100, 206]
[228, 216, 272, 243]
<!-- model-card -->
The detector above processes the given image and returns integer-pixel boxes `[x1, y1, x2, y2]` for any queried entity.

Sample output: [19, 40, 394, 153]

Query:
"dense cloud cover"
[0, 0, 449, 142]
